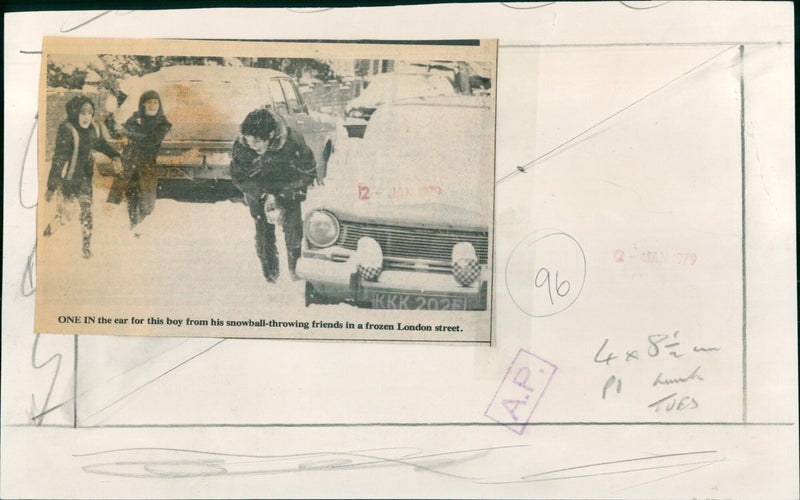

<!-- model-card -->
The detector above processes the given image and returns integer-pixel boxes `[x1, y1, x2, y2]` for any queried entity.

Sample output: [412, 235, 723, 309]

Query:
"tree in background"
[48, 55, 246, 104]
[354, 59, 371, 78]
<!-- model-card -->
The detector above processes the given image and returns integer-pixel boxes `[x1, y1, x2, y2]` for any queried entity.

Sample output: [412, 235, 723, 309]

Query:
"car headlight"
[451, 242, 480, 286]
[304, 210, 340, 248]
[348, 108, 364, 118]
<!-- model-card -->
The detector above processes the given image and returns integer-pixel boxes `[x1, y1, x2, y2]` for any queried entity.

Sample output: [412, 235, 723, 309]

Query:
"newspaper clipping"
[35, 37, 497, 342]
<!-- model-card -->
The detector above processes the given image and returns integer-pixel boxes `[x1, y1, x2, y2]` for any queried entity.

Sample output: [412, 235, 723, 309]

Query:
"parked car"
[298, 95, 494, 310]
[343, 72, 456, 138]
[99, 65, 336, 199]
[404, 60, 493, 95]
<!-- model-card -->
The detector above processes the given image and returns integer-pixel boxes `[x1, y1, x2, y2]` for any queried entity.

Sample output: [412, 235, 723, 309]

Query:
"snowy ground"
[36, 121, 359, 334]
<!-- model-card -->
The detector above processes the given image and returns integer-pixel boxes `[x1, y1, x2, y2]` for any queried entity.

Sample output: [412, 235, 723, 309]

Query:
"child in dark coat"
[109, 90, 172, 228]
[44, 95, 121, 259]
[231, 108, 316, 283]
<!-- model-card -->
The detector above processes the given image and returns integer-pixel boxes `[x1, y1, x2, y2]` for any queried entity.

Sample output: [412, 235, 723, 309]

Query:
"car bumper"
[297, 249, 488, 310]
[95, 158, 231, 181]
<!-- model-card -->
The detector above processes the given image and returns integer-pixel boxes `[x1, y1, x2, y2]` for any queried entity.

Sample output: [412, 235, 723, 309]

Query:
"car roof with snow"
[117, 65, 292, 101]
[121, 65, 290, 86]
[115, 66, 296, 142]
[348, 72, 457, 109]
[375, 94, 492, 108]
[367, 71, 447, 80]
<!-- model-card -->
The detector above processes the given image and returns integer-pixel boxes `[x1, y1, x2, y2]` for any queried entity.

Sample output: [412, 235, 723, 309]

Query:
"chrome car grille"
[337, 221, 488, 264]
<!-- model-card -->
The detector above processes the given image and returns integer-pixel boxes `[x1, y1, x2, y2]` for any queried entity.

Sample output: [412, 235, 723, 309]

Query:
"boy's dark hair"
[240, 108, 278, 140]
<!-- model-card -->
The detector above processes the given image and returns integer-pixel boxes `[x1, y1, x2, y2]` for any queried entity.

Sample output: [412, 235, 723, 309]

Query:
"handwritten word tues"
[485, 349, 557, 434]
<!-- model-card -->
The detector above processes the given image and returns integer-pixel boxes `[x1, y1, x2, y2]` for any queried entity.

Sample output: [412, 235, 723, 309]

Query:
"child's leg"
[126, 171, 143, 228]
[78, 183, 93, 258]
[246, 192, 279, 283]
[44, 189, 74, 237]
[139, 166, 158, 217]
[43, 190, 63, 237]
[279, 198, 303, 279]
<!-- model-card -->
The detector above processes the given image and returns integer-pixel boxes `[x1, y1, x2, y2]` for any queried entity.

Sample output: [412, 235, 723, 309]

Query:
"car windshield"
[360, 74, 455, 105]
[117, 75, 263, 142]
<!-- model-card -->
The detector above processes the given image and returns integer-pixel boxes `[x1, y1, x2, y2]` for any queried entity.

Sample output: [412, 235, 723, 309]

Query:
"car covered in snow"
[298, 95, 494, 310]
[100, 65, 336, 198]
[343, 72, 456, 138]
[404, 60, 494, 95]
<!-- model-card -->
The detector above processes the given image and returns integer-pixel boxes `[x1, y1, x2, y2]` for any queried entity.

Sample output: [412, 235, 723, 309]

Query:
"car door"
[278, 78, 325, 151]
[269, 77, 319, 152]
[273, 77, 330, 179]
[267, 78, 293, 125]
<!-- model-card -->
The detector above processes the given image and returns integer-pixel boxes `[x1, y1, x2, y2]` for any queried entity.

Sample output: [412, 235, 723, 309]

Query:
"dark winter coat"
[120, 90, 172, 170]
[231, 126, 316, 200]
[47, 95, 120, 196]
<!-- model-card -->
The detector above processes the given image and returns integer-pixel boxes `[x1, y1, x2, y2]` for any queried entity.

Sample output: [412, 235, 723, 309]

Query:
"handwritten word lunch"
[55, 315, 460, 332]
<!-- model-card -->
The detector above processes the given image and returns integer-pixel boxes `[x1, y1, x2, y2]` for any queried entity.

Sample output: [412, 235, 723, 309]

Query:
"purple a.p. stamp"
[485, 349, 558, 434]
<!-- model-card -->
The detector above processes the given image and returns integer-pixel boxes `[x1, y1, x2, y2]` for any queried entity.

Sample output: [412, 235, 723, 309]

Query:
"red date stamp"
[358, 183, 441, 201]
[614, 248, 697, 266]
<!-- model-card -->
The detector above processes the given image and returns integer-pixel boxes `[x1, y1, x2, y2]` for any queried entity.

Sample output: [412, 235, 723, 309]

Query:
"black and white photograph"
[35, 37, 497, 341]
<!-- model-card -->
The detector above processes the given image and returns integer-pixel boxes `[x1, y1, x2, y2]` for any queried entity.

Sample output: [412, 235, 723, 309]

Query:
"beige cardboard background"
[3, 3, 796, 499]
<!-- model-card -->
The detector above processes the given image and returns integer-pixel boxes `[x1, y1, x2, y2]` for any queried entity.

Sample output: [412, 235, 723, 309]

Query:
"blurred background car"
[343, 72, 456, 138]
[404, 60, 493, 95]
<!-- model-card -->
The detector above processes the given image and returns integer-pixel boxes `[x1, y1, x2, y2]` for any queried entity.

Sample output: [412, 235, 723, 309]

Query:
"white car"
[343, 72, 456, 138]
[298, 95, 494, 310]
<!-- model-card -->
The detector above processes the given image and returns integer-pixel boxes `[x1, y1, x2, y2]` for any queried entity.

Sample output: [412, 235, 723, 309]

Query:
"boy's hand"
[114, 124, 128, 137]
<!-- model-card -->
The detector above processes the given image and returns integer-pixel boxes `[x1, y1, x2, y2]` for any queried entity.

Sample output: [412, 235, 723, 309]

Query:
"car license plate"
[370, 291, 467, 310]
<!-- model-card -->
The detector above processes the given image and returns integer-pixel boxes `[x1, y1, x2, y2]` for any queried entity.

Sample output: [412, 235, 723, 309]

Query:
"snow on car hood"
[308, 98, 494, 230]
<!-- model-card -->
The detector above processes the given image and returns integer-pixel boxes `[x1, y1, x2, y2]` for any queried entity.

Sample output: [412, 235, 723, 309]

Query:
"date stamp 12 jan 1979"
[485, 349, 558, 434]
